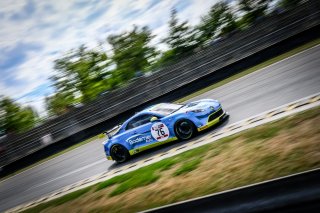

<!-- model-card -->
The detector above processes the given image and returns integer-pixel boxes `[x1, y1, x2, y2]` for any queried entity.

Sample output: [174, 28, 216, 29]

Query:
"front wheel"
[174, 119, 196, 140]
[110, 144, 130, 163]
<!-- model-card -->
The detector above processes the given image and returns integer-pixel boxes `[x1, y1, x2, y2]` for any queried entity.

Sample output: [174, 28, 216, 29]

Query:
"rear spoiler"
[104, 124, 122, 139]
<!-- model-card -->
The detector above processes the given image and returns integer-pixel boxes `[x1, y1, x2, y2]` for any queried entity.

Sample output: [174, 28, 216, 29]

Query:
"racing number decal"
[151, 122, 170, 142]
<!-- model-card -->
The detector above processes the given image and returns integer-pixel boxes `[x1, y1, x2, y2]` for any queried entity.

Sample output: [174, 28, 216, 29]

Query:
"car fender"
[169, 113, 201, 128]
[105, 139, 130, 157]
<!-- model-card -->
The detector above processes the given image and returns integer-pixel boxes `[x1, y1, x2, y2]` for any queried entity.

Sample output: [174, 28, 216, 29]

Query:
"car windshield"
[148, 103, 184, 116]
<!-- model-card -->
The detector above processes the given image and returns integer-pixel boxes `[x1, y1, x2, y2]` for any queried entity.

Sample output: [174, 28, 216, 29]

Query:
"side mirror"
[150, 116, 159, 122]
[104, 131, 111, 139]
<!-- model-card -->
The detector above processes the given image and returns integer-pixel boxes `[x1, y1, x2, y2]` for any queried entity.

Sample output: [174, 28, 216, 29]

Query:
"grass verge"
[173, 158, 202, 176]
[22, 106, 320, 213]
[21, 187, 92, 213]
[175, 38, 320, 103]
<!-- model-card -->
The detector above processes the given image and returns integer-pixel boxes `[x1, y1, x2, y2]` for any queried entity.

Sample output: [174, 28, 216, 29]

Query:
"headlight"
[188, 109, 205, 113]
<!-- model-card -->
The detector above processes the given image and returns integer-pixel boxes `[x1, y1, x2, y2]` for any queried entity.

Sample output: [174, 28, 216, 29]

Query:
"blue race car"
[103, 99, 228, 162]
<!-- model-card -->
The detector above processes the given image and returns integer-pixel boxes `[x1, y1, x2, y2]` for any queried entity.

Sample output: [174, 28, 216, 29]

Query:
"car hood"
[173, 99, 221, 114]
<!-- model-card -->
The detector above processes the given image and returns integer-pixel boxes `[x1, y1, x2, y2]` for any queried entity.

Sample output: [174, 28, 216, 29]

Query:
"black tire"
[174, 119, 196, 140]
[110, 144, 130, 163]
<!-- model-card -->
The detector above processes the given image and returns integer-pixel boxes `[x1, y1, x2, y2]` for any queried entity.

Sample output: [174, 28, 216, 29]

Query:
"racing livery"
[103, 99, 228, 162]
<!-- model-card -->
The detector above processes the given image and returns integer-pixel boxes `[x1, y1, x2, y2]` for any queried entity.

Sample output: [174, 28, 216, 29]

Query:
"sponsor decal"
[126, 135, 152, 145]
[151, 122, 170, 141]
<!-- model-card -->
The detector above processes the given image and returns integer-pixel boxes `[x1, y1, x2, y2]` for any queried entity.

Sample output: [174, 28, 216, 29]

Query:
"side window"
[126, 114, 155, 130]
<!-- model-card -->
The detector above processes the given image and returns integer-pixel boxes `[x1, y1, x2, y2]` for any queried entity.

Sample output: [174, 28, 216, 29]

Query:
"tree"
[238, 0, 273, 25]
[148, 49, 175, 71]
[45, 92, 75, 116]
[0, 97, 38, 134]
[278, 0, 301, 10]
[220, 11, 238, 36]
[197, 2, 237, 45]
[107, 26, 157, 83]
[162, 9, 196, 57]
[51, 46, 112, 106]
[0, 109, 5, 136]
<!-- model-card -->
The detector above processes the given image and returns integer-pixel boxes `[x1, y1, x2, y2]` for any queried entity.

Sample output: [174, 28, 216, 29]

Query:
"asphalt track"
[1, 45, 320, 212]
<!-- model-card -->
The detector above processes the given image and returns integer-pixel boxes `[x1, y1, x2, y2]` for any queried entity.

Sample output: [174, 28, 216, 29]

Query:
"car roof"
[122, 103, 182, 128]
[142, 103, 182, 114]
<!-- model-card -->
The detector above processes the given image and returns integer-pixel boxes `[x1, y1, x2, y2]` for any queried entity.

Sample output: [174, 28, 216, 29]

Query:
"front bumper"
[197, 109, 228, 131]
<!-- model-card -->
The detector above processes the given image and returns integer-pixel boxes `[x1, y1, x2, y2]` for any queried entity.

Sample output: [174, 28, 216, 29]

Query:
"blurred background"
[1, 0, 320, 212]
[1, 0, 316, 166]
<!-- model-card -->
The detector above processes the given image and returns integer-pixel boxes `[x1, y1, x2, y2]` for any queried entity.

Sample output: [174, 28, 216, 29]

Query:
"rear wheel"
[110, 144, 130, 163]
[174, 119, 196, 140]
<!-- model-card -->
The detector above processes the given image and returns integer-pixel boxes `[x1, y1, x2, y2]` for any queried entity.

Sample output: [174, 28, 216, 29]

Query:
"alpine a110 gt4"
[103, 99, 228, 162]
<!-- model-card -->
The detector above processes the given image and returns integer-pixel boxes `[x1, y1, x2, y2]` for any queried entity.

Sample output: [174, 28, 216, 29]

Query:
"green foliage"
[45, 0, 278, 116]
[108, 26, 157, 83]
[238, 0, 272, 25]
[162, 9, 197, 59]
[221, 12, 238, 36]
[48, 46, 112, 115]
[278, 0, 302, 10]
[148, 49, 176, 71]
[53, 46, 111, 102]
[173, 158, 202, 176]
[0, 97, 38, 133]
[47, 26, 158, 115]
[197, 2, 237, 45]
[45, 92, 76, 116]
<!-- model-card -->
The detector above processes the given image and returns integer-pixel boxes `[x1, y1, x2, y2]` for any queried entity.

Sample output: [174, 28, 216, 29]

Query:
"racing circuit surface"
[1, 45, 320, 212]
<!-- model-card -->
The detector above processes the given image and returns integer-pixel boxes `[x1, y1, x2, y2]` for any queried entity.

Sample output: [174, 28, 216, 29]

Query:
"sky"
[0, 0, 223, 115]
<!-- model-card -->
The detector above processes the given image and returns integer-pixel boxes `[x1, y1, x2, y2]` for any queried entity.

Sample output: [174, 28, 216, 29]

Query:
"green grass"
[109, 171, 159, 197]
[175, 38, 320, 103]
[95, 157, 178, 196]
[243, 125, 280, 143]
[207, 138, 232, 158]
[254, 154, 280, 170]
[173, 158, 202, 176]
[96, 167, 160, 197]
[157, 157, 178, 171]
[21, 187, 91, 213]
[174, 144, 209, 160]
